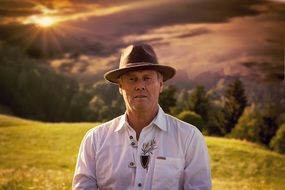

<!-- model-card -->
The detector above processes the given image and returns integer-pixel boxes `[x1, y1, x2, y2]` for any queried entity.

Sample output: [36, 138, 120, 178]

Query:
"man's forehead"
[123, 70, 157, 76]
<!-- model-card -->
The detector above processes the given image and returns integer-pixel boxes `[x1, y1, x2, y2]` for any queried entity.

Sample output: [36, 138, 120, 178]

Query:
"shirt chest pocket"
[152, 157, 185, 190]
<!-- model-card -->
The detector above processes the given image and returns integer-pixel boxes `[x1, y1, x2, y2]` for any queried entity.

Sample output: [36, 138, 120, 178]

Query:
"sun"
[23, 15, 58, 28]
[36, 16, 56, 28]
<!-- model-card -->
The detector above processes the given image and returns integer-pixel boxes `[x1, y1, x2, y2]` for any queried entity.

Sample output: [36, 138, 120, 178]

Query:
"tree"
[172, 89, 190, 116]
[89, 81, 124, 121]
[259, 100, 279, 145]
[159, 85, 177, 114]
[270, 123, 285, 154]
[0, 44, 95, 122]
[231, 101, 280, 147]
[219, 79, 247, 135]
[205, 102, 224, 136]
[188, 85, 210, 123]
[230, 104, 264, 143]
[276, 113, 285, 126]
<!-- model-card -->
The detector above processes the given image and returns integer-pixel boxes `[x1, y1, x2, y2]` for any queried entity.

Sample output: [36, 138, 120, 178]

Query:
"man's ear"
[159, 81, 164, 93]
[119, 84, 123, 95]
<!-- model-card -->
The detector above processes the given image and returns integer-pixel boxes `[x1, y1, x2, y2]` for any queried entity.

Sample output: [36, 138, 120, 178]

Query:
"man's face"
[119, 70, 163, 113]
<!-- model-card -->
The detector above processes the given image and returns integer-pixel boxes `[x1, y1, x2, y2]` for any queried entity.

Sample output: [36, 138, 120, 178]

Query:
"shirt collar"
[114, 113, 129, 132]
[114, 106, 167, 132]
[152, 106, 167, 132]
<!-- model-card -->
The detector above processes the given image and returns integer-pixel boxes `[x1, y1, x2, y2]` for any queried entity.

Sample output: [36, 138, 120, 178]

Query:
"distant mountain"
[168, 69, 285, 113]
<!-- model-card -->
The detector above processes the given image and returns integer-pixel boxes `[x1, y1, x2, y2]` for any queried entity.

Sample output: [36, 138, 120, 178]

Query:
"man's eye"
[129, 78, 135, 81]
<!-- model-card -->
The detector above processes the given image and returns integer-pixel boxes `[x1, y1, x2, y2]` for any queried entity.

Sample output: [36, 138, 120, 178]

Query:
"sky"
[0, 0, 284, 95]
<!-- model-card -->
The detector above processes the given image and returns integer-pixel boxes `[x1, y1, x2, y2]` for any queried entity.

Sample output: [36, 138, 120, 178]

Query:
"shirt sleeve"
[73, 129, 98, 190]
[184, 128, 212, 190]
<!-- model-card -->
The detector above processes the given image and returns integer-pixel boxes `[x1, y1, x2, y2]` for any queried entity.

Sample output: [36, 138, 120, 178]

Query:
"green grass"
[207, 137, 285, 189]
[0, 114, 284, 190]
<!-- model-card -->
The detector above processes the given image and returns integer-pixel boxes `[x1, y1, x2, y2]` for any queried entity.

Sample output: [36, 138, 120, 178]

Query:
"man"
[73, 44, 212, 190]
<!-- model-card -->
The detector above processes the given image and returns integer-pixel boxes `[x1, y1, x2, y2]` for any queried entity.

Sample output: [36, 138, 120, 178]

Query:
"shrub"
[177, 110, 204, 132]
[270, 124, 285, 154]
[230, 104, 263, 143]
[276, 113, 285, 126]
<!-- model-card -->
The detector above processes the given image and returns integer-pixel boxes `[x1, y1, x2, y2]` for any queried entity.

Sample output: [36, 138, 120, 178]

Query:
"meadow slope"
[0, 114, 284, 190]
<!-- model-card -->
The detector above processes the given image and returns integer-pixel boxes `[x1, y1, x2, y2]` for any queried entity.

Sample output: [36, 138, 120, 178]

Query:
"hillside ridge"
[0, 114, 284, 190]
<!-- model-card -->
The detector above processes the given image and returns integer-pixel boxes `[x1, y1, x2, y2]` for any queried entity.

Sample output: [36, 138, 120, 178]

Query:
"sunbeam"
[36, 16, 55, 28]
[24, 15, 58, 28]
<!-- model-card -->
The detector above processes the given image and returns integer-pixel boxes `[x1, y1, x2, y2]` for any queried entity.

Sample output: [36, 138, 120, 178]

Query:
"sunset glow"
[1, 0, 283, 85]
[23, 15, 58, 28]
[21, 1, 164, 28]
[36, 16, 56, 27]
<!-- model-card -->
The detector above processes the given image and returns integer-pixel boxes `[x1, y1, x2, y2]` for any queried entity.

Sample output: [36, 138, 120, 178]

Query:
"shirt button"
[129, 136, 133, 139]
[128, 162, 136, 168]
[131, 142, 136, 146]
[138, 183, 142, 187]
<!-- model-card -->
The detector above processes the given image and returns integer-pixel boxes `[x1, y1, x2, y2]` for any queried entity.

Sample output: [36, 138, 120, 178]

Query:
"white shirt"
[73, 107, 211, 190]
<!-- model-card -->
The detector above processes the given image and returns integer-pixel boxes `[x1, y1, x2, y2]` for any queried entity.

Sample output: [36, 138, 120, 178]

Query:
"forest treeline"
[0, 44, 284, 153]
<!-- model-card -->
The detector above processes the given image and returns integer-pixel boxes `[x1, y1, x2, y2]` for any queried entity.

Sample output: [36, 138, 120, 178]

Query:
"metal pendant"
[140, 155, 150, 169]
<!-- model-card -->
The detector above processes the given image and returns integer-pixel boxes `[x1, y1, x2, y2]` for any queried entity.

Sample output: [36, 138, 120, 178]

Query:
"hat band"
[123, 62, 157, 67]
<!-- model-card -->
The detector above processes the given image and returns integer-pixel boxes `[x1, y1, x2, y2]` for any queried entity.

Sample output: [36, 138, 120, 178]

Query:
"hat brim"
[104, 63, 176, 84]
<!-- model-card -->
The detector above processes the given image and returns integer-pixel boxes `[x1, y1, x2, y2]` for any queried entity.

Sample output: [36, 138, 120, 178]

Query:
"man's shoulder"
[164, 113, 200, 134]
[89, 115, 124, 134]
[83, 115, 124, 142]
[163, 113, 205, 146]
[164, 113, 193, 128]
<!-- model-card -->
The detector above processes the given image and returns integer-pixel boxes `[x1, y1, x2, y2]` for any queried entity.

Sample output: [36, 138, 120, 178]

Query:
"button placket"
[133, 133, 148, 189]
[128, 132, 138, 169]
[130, 135, 138, 148]
[130, 126, 154, 189]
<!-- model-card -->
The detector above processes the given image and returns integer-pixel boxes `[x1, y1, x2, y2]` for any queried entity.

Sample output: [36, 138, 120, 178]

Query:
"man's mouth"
[134, 95, 147, 98]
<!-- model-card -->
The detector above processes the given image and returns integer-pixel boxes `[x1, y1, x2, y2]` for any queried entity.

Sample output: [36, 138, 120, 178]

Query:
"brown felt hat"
[104, 44, 176, 84]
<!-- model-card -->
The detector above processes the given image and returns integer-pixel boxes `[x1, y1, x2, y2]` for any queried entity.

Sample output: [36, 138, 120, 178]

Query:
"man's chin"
[132, 104, 150, 112]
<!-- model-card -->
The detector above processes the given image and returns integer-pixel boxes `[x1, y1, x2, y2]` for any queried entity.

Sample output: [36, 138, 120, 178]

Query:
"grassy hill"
[0, 114, 284, 190]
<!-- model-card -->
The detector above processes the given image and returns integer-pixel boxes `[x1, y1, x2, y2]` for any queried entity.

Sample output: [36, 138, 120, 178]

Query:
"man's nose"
[135, 79, 146, 91]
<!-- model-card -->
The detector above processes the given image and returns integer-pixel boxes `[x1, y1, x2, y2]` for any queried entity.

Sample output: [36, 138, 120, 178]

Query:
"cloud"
[0, 1, 40, 21]
[241, 61, 284, 82]
[0, 0, 267, 57]
[121, 9, 284, 85]
[123, 25, 210, 47]
[0, 0, 284, 88]
[50, 54, 118, 82]
[143, 0, 261, 26]
[175, 28, 210, 39]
